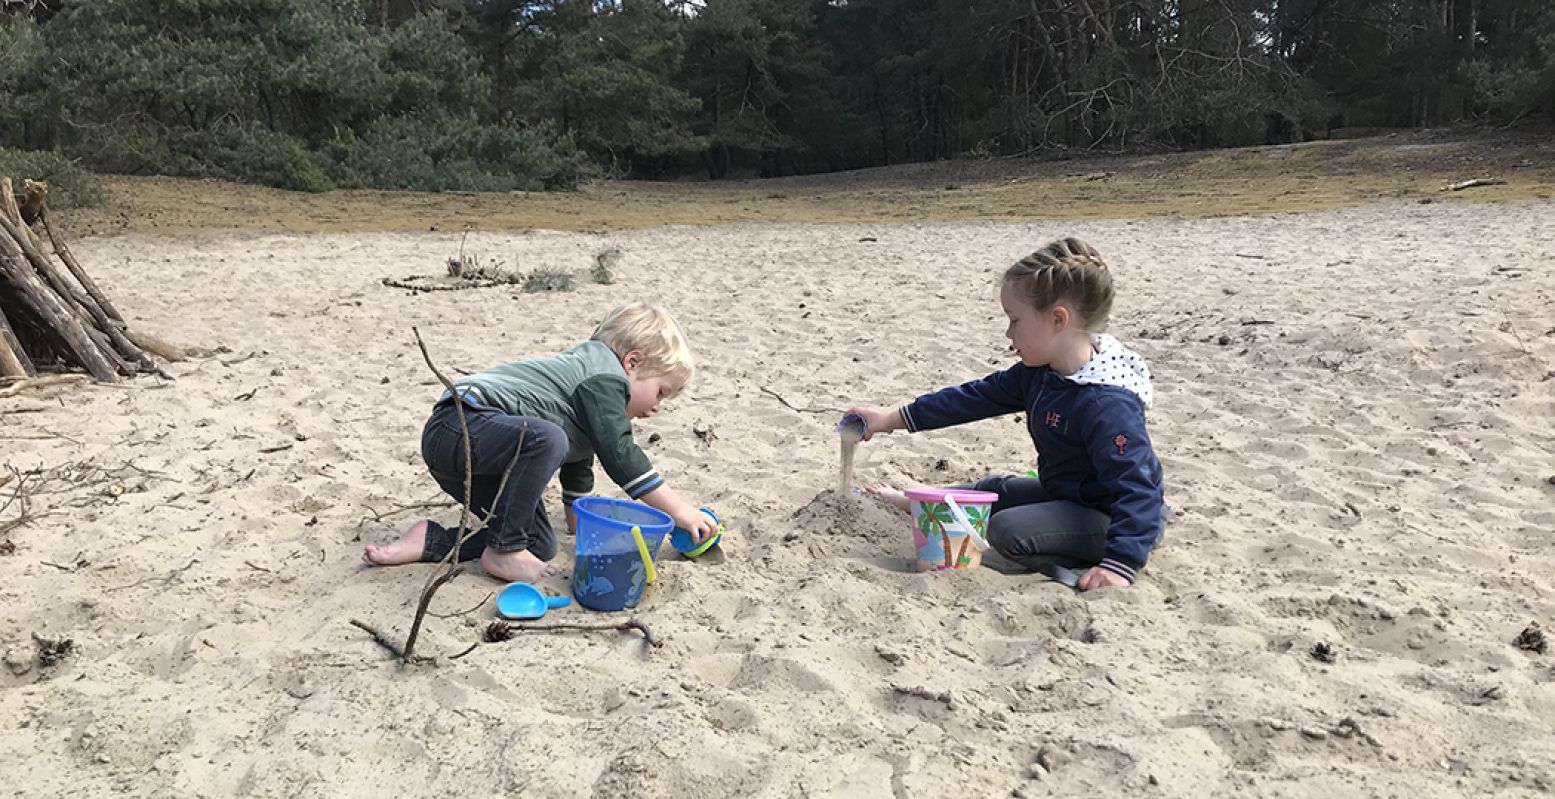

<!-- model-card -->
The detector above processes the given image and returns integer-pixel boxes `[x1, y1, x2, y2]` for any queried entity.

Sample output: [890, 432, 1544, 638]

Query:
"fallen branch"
[1444, 178, 1506, 191]
[350, 618, 415, 662]
[0, 466, 30, 535]
[1501, 303, 1530, 355]
[759, 385, 845, 415]
[123, 328, 186, 363]
[107, 558, 198, 592]
[383, 275, 505, 293]
[359, 499, 458, 524]
[429, 591, 494, 619]
[482, 618, 663, 649]
[0, 374, 87, 399]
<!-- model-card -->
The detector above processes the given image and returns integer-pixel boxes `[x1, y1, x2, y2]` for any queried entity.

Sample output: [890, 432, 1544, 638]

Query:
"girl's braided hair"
[1002, 237, 1113, 331]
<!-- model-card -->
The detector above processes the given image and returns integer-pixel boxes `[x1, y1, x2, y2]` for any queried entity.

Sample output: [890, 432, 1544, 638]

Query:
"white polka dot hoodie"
[1063, 334, 1153, 409]
[898, 334, 1165, 583]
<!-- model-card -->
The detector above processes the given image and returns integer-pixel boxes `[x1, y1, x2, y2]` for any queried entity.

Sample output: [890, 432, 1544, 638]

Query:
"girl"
[849, 238, 1166, 591]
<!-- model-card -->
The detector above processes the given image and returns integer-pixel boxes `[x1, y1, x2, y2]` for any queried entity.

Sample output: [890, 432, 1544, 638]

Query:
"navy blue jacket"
[900, 363, 1165, 581]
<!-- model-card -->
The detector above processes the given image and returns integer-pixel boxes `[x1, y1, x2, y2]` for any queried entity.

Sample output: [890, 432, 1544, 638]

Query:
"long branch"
[399, 327, 527, 663]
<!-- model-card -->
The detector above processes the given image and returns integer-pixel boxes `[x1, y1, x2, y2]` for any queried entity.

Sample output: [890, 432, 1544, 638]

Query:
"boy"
[363, 302, 719, 582]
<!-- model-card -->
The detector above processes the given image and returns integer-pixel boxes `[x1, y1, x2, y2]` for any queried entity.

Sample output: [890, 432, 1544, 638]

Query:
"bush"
[522, 267, 576, 293]
[323, 116, 591, 193]
[591, 247, 621, 285]
[0, 147, 107, 208]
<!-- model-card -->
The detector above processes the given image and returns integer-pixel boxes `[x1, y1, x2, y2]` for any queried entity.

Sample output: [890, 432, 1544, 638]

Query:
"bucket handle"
[630, 526, 658, 583]
[944, 496, 989, 551]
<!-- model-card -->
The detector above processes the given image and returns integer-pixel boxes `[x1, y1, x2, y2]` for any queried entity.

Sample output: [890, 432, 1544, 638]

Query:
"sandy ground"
[3, 194, 1555, 797]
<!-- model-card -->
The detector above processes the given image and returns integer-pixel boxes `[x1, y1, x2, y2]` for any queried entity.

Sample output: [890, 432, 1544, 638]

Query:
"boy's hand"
[675, 508, 719, 545]
[845, 406, 904, 441]
[1077, 567, 1129, 591]
[639, 486, 718, 544]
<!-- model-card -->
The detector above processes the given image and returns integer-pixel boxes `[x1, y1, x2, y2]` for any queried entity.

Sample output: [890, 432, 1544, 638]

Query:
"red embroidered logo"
[1114, 434, 1128, 455]
[1045, 411, 1062, 428]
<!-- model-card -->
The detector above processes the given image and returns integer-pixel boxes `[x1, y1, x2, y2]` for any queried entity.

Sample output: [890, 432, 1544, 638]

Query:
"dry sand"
[3, 198, 1554, 797]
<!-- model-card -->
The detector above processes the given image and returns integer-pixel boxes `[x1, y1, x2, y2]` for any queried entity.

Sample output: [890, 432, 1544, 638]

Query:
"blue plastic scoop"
[495, 582, 572, 620]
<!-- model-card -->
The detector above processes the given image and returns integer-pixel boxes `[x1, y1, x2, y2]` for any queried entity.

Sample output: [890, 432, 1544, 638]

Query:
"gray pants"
[417, 400, 569, 563]
[963, 475, 1112, 572]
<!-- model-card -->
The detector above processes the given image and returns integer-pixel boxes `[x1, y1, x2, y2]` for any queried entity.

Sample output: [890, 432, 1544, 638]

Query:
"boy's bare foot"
[479, 547, 559, 583]
[362, 519, 429, 566]
[863, 484, 912, 513]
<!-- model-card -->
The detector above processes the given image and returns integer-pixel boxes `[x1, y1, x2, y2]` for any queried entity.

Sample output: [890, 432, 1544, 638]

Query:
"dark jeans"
[417, 400, 569, 563]
[964, 475, 1113, 571]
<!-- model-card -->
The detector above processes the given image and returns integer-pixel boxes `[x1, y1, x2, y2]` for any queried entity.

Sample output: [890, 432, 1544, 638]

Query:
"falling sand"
[838, 421, 864, 493]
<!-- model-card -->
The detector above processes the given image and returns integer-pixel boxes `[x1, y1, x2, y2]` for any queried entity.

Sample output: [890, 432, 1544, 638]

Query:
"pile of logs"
[0, 178, 172, 384]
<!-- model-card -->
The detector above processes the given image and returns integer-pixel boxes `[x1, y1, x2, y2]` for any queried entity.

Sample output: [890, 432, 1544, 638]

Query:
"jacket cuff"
[1096, 555, 1141, 583]
[620, 469, 663, 499]
[898, 404, 918, 433]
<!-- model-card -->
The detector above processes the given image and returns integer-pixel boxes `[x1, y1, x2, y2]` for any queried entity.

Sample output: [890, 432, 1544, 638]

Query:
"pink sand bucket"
[904, 488, 997, 571]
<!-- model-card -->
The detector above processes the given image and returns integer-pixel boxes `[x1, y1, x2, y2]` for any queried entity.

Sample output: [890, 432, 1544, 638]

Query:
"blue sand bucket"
[571, 497, 674, 611]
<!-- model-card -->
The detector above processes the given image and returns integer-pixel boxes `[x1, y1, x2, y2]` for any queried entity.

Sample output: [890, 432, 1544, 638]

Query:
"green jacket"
[449, 341, 659, 504]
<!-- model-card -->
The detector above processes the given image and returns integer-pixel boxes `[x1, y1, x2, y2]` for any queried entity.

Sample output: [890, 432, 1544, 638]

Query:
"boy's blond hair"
[591, 302, 694, 394]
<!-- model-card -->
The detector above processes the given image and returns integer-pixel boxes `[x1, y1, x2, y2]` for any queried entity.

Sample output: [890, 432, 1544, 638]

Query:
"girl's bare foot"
[863, 484, 912, 513]
[362, 520, 429, 566]
[479, 547, 560, 583]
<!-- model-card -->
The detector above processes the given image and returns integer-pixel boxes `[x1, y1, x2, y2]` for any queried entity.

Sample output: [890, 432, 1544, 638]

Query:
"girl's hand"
[1077, 566, 1129, 591]
[845, 406, 904, 441]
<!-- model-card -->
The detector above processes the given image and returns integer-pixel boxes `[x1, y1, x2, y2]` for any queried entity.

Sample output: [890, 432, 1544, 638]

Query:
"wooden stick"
[350, 619, 413, 661]
[758, 385, 846, 415]
[37, 195, 123, 325]
[0, 233, 117, 381]
[0, 209, 150, 376]
[487, 618, 663, 648]
[399, 327, 528, 663]
[0, 178, 44, 252]
[0, 374, 87, 399]
[81, 321, 135, 376]
[1444, 178, 1506, 191]
[18, 179, 45, 226]
[428, 591, 493, 619]
[0, 305, 32, 378]
[399, 567, 464, 661]
[123, 328, 186, 363]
